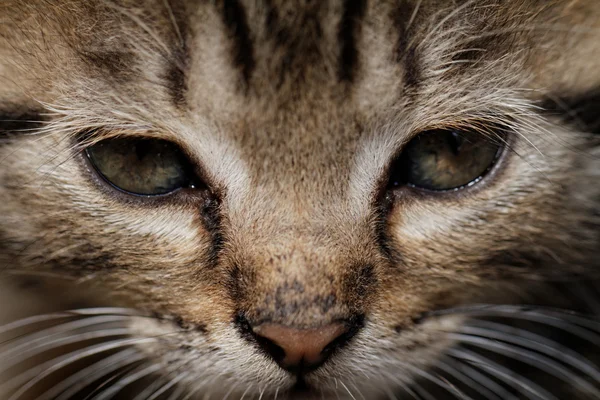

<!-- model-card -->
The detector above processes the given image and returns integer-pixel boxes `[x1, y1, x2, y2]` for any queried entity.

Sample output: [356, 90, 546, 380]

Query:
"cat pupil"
[134, 141, 152, 161]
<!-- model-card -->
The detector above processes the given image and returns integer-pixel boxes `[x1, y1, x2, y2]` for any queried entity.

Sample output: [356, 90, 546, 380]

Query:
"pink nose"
[252, 323, 348, 372]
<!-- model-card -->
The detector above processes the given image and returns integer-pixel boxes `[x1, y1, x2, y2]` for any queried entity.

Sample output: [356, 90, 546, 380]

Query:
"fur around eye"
[85, 137, 200, 196]
[388, 129, 504, 191]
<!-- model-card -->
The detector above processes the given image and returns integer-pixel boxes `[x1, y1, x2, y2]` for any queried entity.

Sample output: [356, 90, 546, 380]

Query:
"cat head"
[1, 0, 599, 398]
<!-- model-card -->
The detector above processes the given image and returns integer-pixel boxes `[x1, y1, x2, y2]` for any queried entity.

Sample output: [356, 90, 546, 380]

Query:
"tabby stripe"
[76, 50, 138, 84]
[338, 0, 367, 82]
[393, 0, 421, 91]
[164, 0, 191, 108]
[221, 0, 255, 88]
[0, 109, 45, 142]
[541, 89, 600, 135]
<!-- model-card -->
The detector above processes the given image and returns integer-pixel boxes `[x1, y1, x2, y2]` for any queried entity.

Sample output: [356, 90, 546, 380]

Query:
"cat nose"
[252, 322, 349, 373]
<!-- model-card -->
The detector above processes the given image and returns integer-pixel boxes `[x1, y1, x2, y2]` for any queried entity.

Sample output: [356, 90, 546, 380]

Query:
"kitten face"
[1, 0, 599, 399]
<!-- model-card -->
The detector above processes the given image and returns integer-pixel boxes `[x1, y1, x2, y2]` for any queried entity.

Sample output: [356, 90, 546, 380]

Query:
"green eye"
[388, 129, 504, 191]
[86, 137, 200, 196]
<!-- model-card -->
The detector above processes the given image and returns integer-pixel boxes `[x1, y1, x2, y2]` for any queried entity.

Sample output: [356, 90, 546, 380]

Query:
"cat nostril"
[251, 323, 349, 373]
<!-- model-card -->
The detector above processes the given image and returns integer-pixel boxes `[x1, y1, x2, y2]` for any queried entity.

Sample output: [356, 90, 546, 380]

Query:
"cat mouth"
[287, 377, 320, 398]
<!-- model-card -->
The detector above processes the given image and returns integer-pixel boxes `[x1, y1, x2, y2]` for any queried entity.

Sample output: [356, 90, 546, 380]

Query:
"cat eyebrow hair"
[338, 0, 367, 82]
[220, 0, 255, 88]
[541, 88, 600, 135]
[0, 108, 46, 141]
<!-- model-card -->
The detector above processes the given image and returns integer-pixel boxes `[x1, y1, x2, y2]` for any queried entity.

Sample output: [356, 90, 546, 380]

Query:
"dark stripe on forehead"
[163, 0, 191, 108]
[64, 4, 138, 84]
[76, 49, 138, 84]
[166, 46, 190, 107]
[541, 89, 600, 135]
[338, 0, 367, 82]
[393, 1, 421, 91]
[221, 0, 255, 88]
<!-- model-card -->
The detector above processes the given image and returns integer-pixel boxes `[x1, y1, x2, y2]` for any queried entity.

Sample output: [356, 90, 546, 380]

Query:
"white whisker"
[448, 333, 600, 397]
[437, 356, 517, 400]
[0, 307, 147, 336]
[0, 328, 131, 374]
[0, 316, 130, 360]
[339, 380, 357, 400]
[91, 363, 163, 400]
[463, 320, 600, 383]
[1, 338, 157, 399]
[40, 349, 143, 400]
[448, 348, 559, 400]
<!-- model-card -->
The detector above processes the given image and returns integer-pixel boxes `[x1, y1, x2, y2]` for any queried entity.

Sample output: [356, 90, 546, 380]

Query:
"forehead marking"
[163, 0, 192, 108]
[220, 0, 255, 89]
[338, 0, 368, 82]
[0, 107, 46, 145]
[393, 0, 423, 92]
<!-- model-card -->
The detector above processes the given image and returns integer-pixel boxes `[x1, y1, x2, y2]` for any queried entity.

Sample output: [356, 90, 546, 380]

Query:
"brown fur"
[0, 0, 599, 399]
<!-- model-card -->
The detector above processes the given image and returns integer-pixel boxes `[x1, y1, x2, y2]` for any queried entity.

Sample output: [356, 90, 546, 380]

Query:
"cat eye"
[85, 137, 200, 196]
[388, 129, 504, 191]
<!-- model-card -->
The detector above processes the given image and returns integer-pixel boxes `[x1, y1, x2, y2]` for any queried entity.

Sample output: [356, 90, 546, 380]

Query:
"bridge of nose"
[223, 174, 380, 327]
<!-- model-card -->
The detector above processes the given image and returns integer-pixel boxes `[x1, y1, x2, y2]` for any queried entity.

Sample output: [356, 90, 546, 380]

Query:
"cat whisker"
[410, 382, 436, 400]
[379, 369, 417, 400]
[180, 373, 219, 400]
[257, 386, 266, 400]
[428, 304, 600, 329]
[349, 380, 367, 400]
[447, 347, 559, 400]
[91, 362, 163, 400]
[0, 313, 78, 336]
[320, 387, 327, 400]
[220, 381, 238, 400]
[448, 332, 600, 397]
[0, 307, 151, 336]
[333, 380, 342, 400]
[434, 357, 505, 400]
[0, 328, 131, 374]
[83, 361, 149, 400]
[338, 379, 357, 400]
[381, 383, 400, 400]
[399, 362, 473, 400]
[135, 368, 190, 400]
[165, 379, 189, 400]
[462, 320, 600, 383]
[237, 383, 253, 400]
[35, 348, 143, 400]
[0, 315, 131, 357]
[472, 315, 600, 344]
[1, 337, 157, 399]
[131, 375, 169, 400]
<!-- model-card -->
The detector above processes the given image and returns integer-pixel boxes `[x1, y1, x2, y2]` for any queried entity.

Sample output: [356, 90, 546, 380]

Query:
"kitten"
[0, 0, 599, 399]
